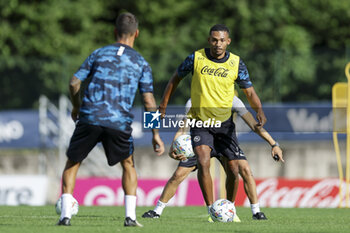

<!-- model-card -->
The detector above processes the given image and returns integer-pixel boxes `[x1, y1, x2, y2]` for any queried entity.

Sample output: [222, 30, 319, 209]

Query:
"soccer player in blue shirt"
[56, 12, 164, 227]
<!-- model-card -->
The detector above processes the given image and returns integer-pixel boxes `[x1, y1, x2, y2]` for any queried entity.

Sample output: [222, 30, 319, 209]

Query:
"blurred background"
[1, 0, 350, 207]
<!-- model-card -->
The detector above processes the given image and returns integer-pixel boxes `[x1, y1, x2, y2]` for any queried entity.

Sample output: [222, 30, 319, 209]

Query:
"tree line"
[0, 0, 349, 109]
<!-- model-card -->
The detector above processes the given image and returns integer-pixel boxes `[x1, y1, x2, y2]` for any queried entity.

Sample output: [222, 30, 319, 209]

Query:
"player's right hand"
[168, 149, 187, 161]
[152, 134, 165, 156]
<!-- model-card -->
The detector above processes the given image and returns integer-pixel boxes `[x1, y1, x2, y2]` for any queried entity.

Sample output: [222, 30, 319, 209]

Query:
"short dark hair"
[115, 12, 138, 37]
[209, 24, 230, 35]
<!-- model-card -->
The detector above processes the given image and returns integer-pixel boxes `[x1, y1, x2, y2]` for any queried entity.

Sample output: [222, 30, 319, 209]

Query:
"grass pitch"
[0, 206, 349, 233]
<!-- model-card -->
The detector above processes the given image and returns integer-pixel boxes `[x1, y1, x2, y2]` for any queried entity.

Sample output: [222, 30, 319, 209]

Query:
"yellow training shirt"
[188, 48, 240, 122]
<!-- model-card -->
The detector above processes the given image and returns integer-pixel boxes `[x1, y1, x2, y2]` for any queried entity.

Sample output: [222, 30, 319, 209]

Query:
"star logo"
[143, 110, 161, 129]
[150, 110, 161, 122]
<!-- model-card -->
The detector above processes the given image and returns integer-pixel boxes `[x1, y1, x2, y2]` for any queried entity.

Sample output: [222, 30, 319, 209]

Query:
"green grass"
[0, 206, 349, 233]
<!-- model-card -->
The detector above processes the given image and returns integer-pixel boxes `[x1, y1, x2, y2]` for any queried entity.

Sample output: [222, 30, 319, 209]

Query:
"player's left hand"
[71, 107, 80, 122]
[256, 109, 267, 128]
[271, 146, 284, 163]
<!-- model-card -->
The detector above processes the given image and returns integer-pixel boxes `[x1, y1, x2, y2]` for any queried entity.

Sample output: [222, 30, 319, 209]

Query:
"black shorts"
[178, 156, 197, 168]
[190, 116, 246, 161]
[178, 154, 225, 171]
[66, 122, 133, 166]
[178, 148, 217, 168]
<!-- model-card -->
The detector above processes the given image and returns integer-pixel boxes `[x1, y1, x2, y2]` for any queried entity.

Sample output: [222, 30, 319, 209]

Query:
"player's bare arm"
[241, 111, 284, 162]
[159, 71, 182, 118]
[142, 92, 165, 156]
[69, 76, 82, 122]
[242, 86, 267, 127]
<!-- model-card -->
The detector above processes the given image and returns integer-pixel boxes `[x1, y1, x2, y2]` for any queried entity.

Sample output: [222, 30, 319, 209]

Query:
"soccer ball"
[209, 199, 235, 222]
[172, 134, 195, 158]
[55, 196, 79, 216]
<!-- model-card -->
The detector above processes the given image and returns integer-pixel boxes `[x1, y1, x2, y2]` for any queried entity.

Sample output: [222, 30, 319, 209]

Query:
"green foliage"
[1, 0, 350, 109]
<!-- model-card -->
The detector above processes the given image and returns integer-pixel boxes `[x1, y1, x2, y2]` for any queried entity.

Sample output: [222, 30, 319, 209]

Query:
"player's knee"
[121, 155, 134, 168]
[199, 157, 210, 165]
[240, 165, 253, 178]
[227, 162, 239, 176]
[196, 155, 210, 168]
[229, 166, 239, 177]
[194, 146, 210, 164]
[170, 173, 184, 184]
[65, 159, 80, 168]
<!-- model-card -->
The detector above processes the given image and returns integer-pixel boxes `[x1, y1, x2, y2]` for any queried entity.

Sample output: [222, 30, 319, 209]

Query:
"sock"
[251, 203, 260, 215]
[207, 205, 212, 215]
[125, 195, 137, 220]
[60, 193, 73, 220]
[153, 200, 167, 215]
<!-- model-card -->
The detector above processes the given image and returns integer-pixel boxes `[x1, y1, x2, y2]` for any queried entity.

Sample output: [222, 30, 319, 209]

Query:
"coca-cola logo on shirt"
[200, 66, 229, 78]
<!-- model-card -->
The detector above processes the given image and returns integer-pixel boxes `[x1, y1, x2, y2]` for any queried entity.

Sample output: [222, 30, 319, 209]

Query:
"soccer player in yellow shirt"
[159, 24, 268, 220]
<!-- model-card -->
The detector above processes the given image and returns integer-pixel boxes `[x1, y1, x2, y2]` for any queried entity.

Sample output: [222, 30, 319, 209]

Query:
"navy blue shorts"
[66, 122, 133, 166]
[178, 156, 197, 168]
[178, 155, 226, 172]
[178, 148, 221, 169]
[190, 116, 246, 161]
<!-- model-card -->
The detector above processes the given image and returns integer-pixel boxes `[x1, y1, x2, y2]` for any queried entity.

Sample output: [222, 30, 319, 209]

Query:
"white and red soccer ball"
[172, 135, 195, 158]
[209, 199, 236, 222]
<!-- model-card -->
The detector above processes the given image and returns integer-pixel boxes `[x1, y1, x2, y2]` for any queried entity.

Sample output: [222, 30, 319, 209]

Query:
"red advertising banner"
[235, 178, 344, 208]
[74, 178, 204, 206]
[74, 177, 345, 207]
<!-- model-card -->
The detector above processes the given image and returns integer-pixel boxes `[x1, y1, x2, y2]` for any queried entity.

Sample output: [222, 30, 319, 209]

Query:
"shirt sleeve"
[177, 53, 194, 78]
[138, 61, 154, 94]
[232, 96, 248, 116]
[235, 59, 253, 89]
[74, 49, 99, 82]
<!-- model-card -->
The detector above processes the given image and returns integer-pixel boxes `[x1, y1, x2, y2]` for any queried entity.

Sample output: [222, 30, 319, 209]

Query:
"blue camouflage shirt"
[74, 43, 153, 132]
